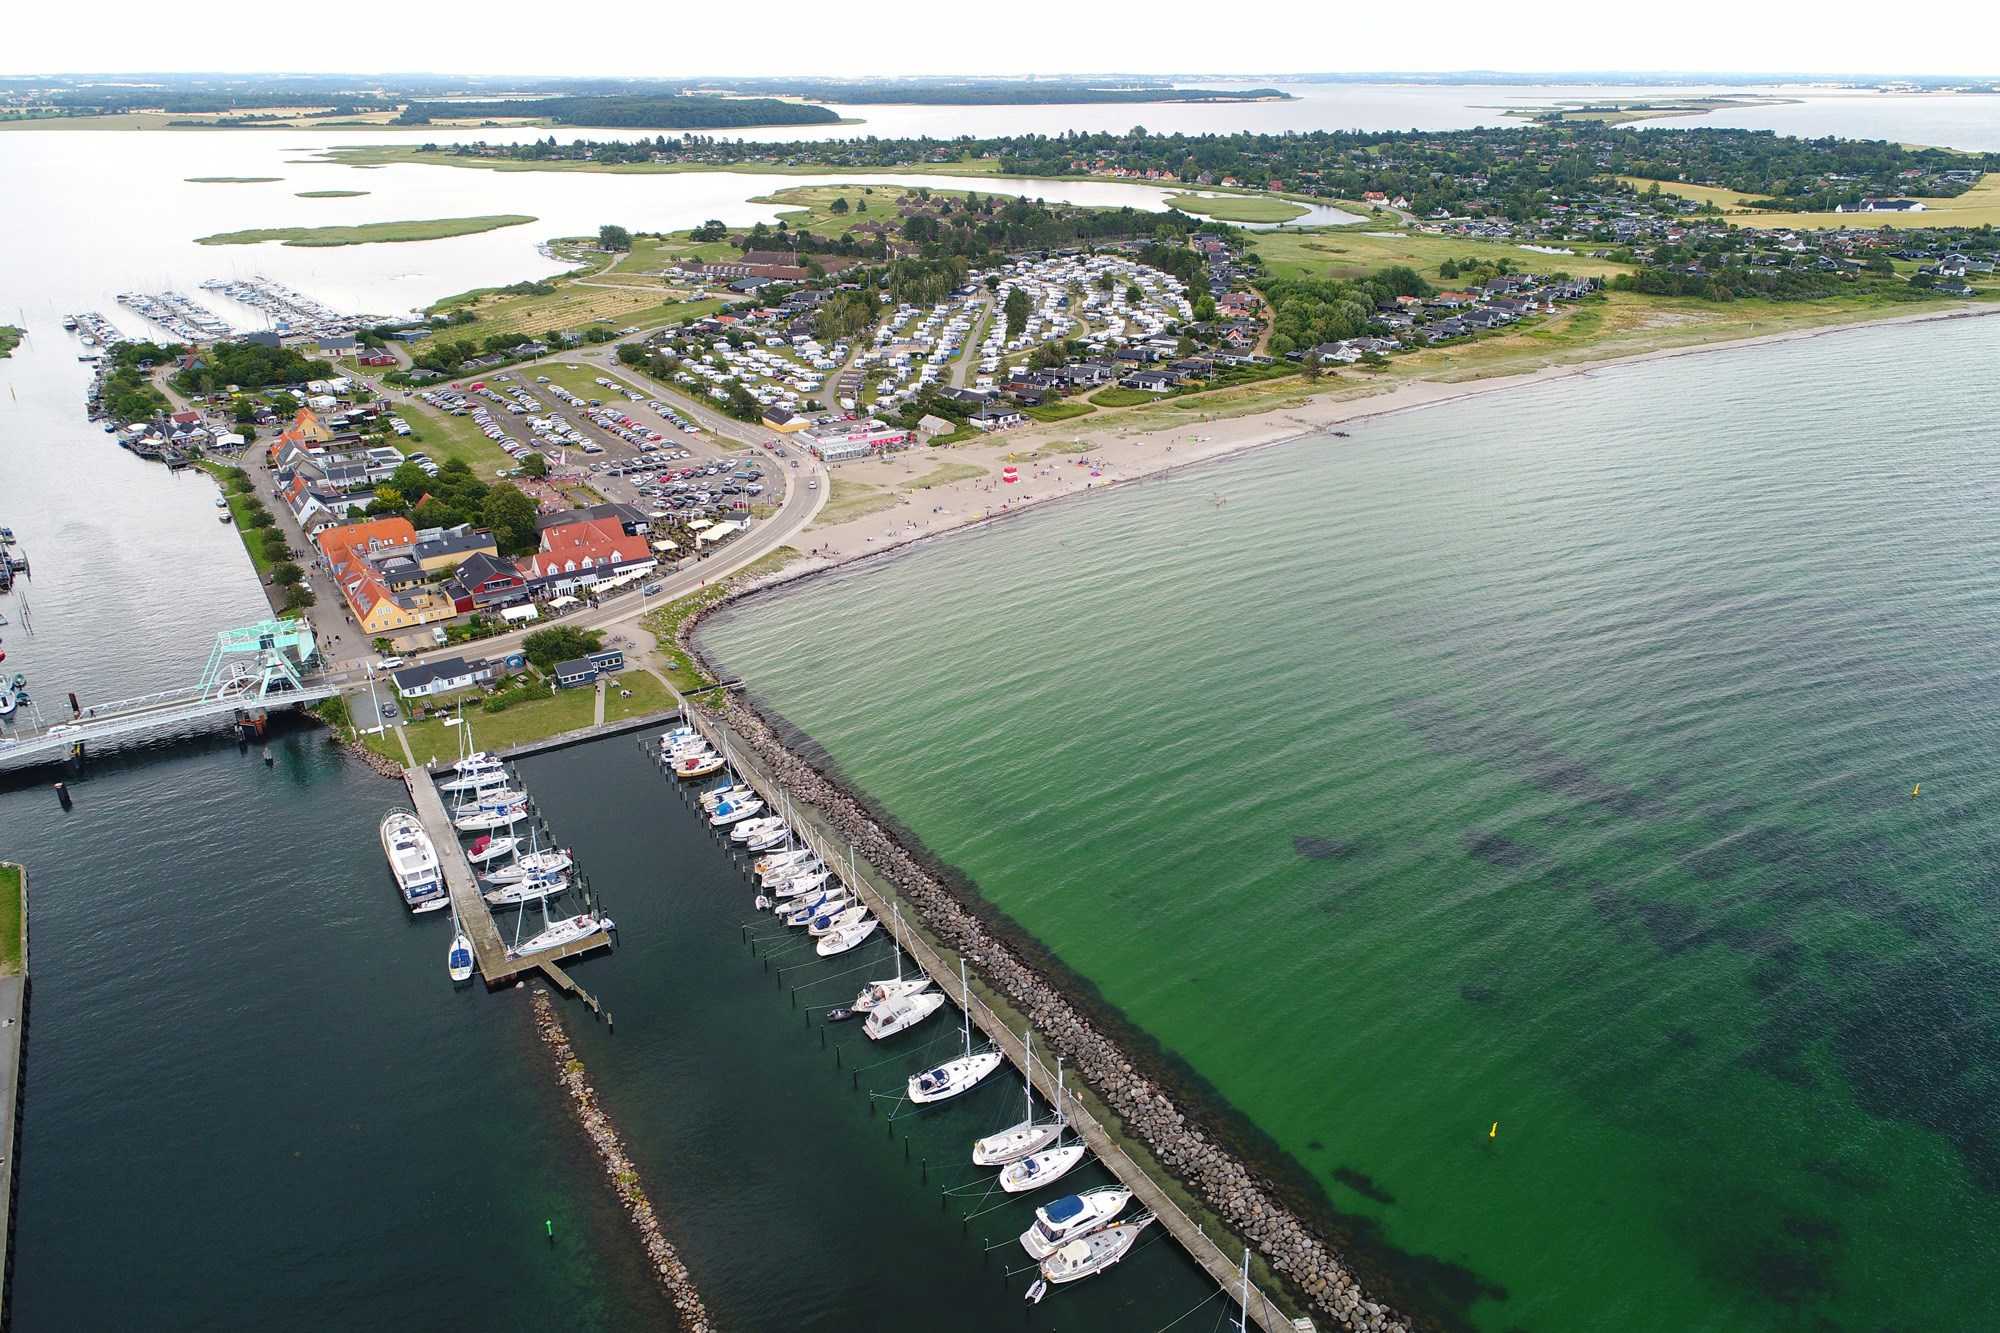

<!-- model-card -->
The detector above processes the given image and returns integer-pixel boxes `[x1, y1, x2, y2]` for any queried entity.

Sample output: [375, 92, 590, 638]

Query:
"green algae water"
[699, 315, 2000, 1332]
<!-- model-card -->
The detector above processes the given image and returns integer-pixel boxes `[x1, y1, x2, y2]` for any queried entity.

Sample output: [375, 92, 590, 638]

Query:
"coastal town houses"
[314, 516, 458, 639]
[519, 515, 655, 596]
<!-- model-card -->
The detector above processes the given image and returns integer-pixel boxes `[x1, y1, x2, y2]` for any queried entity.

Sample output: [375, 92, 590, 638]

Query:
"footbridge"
[0, 619, 338, 770]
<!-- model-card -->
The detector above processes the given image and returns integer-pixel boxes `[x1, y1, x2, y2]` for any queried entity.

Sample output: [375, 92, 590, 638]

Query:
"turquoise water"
[699, 316, 2000, 1332]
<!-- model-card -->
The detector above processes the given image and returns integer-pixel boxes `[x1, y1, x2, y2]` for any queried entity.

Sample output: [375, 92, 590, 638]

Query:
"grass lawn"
[385, 395, 515, 477]
[814, 478, 902, 526]
[195, 462, 280, 575]
[377, 685, 600, 766]
[296, 189, 369, 198]
[196, 214, 537, 247]
[1023, 400, 1096, 424]
[902, 462, 986, 489]
[0, 862, 22, 976]
[1252, 227, 1635, 285]
[1618, 171, 2000, 231]
[1165, 192, 1308, 223]
[1089, 386, 1165, 408]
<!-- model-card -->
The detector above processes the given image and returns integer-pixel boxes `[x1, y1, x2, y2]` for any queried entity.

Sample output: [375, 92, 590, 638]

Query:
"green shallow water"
[699, 316, 2000, 1332]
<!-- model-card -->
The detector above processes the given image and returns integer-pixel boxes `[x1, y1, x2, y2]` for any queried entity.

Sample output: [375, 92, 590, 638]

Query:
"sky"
[5, 0, 1996, 81]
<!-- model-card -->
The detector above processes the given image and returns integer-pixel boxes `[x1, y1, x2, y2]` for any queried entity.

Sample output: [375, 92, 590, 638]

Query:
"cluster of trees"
[616, 341, 763, 422]
[405, 332, 548, 377]
[396, 96, 840, 129]
[895, 192, 1212, 261]
[1610, 265, 1935, 303]
[361, 457, 542, 554]
[522, 625, 606, 673]
[815, 290, 881, 343]
[598, 224, 633, 251]
[103, 342, 177, 420]
[1259, 267, 1431, 357]
[173, 340, 333, 395]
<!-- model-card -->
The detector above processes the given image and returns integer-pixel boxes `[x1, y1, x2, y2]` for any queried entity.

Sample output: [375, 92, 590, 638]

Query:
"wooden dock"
[673, 714, 1310, 1333]
[403, 768, 612, 987]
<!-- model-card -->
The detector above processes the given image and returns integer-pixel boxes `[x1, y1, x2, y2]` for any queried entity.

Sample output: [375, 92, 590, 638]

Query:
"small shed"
[553, 658, 599, 690]
[917, 414, 956, 437]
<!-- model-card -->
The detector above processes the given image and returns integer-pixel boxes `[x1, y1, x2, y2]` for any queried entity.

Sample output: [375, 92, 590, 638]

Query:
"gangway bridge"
[0, 619, 339, 771]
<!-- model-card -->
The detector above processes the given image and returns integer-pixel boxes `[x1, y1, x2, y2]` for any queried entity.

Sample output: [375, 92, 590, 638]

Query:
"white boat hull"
[507, 913, 613, 958]
[817, 917, 879, 956]
[1038, 1219, 1151, 1285]
[855, 975, 933, 1012]
[1000, 1143, 1087, 1194]
[1020, 1188, 1132, 1260]
[908, 1050, 1004, 1104]
[864, 990, 947, 1040]
[465, 835, 519, 865]
[974, 1119, 1063, 1167]
[484, 875, 570, 906]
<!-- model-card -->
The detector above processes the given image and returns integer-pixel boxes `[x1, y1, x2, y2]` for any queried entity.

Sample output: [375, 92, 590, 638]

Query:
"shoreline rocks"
[672, 586, 1411, 1333]
[531, 988, 715, 1333]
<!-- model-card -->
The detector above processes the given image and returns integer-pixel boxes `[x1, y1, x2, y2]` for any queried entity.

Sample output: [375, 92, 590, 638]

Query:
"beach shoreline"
[755, 298, 2000, 592]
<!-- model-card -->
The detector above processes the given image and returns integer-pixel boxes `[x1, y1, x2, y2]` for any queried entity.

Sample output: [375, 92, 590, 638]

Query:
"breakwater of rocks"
[680, 643, 1414, 1332]
[530, 987, 715, 1333]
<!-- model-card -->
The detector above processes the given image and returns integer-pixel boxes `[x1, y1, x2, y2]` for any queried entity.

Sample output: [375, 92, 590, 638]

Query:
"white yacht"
[774, 869, 832, 900]
[864, 989, 947, 1040]
[447, 915, 476, 983]
[507, 911, 612, 958]
[1019, 1187, 1132, 1260]
[907, 961, 1005, 1105]
[1000, 1142, 1088, 1194]
[484, 872, 570, 906]
[481, 847, 573, 885]
[783, 890, 848, 926]
[744, 825, 792, 853]
[438, 764, 511, 795]
[973, 1037, 1064, 1166]
[454, 795, 527, 832]
[855, 907, 932, 1012]
[379, 810, 447, 913]
[675, 753, 725, 780]
[465, 833, 519, 865]
[700, 783, 754, 810]
[817, 915, 879, 956]
[808, 904, 869, 938]
[729, 815, 786, 843]
[754, 847, 814, 879]
[1029, 1216, 1154, 1298]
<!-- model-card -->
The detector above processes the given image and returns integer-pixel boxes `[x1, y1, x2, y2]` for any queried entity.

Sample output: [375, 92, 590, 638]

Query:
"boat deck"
[404, 768, 611, 986]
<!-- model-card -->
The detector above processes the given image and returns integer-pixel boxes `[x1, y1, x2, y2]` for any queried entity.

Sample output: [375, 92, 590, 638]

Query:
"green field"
[296, 189, 369, 198]
[814, 478, 903, 527]
[1252, 226, 1635, 285]
[1024, 400, 1096, 423]
[1165, 192, 1308, 223]
[367, 669, 673, 764]
[0, 862, 22, 976]
[904, 462, 988, 489]
[1626, 171, 2000, 231]
[381, 394, 516, 477]
[195, 214, 537, 247]
[323, 144, 1010, 177]
[185, 175, 282, 183]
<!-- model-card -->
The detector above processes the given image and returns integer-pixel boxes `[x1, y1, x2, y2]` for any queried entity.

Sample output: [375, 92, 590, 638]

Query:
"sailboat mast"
[1239, 1245, 1250, 1333]
[959, 958, 971, 1056]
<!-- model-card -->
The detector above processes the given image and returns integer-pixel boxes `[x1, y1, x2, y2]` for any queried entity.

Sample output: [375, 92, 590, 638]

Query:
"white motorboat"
[1000, 1142, 1088, 1194]
[729, 815, 786, 843]
[762, 859, 822, 889]
[675, 753, 725, 780]
[973, 1035, 1064, 1166]
[507, 911, 612, 958]
[483, 872, 570, 906]
[817, 916, 879, 956]
[1028, 1217, 1155, 1298]
[481, 847, 573, 885]
[700, 783, 753, 810]
[379, 809, 447, 913]
[907, 961, 1004, 1105]
[464, 833, 520, 865]
[709, 797, 765, 827]
[1019, 1187, 1132, 1260]
[659, 726, 698, 750]
[864, 989, 947, 1040]
[773, 869, 831, 899]
[808, 904, 868, 938]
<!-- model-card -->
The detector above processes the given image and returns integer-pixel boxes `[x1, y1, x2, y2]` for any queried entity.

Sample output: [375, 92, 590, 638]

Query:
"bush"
[245, 506, 276, 529]
[284, 584, 317, 610]
[270, 561, 304, 586]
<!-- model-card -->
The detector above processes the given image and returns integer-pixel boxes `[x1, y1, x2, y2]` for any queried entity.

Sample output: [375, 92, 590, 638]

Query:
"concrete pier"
[671, 714, 1309, 1333]
[403, 770, 612, 987]
[0, 861, 30, 1321]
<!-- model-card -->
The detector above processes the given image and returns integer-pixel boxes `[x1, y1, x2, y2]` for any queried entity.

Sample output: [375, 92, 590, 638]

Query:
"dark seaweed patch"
[1781, 1215, 1842, 1244]
[1748, 1237, 1836, 1306]
[1393, 696, 1665, 821]
[1293, 834, 1370, 861]
[1333, 1166, 1396, 1205]
[1666, 1027, 1701, 1051]
[1802, 1156, 1885, 1195]
[1306, 1139, 1325, 1152]
[1459, 983, 1499, 1005]
[1462, 830, 1536, 869]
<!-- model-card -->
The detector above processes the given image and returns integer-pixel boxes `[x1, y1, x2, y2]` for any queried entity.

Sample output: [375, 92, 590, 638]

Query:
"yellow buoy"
[1489, 1122, 1499, 1140]
[1912, 784, 1921, 799]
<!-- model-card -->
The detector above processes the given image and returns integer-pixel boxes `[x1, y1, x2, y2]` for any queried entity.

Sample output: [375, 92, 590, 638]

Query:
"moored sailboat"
[973, 1036, 1064, 1166]
[907, 960, 1004, 1105]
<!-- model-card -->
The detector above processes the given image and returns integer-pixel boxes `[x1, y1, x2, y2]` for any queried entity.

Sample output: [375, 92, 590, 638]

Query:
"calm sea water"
[699, 315, 2000, 1332]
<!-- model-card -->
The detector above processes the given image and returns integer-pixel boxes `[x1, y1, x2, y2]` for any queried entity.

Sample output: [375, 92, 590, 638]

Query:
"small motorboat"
[709, 798, 765, 828]
[864, 990, 948, 1041]
[773, 869, 831, 900]
[762, 859, 822, 890]
[729, 815, 786, 843]
[743, 825, 791, 853]
[823, 1007, 860, 1024]
[812, 907, 873, 944]
[855, 974, 933, 1013]
[700, 783, 754, 810]
[676, 753, 725, 780]
[1020, 1187, 1133, 1260]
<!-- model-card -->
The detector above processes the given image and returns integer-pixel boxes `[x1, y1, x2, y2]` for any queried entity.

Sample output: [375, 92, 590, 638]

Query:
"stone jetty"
[531, 988, 715, 1332]
[708, 691, 1412, 1333]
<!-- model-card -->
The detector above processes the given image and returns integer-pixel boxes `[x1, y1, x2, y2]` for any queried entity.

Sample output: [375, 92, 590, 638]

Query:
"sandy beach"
[772, 300, 2000, 579]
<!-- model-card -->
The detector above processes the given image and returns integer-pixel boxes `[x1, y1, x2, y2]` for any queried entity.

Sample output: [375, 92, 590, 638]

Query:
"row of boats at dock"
[380, 721, 611, 984]
[198, 276, 387, 341]
[116, 291, 235, 343]
[658, 722, 1159, 1301]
